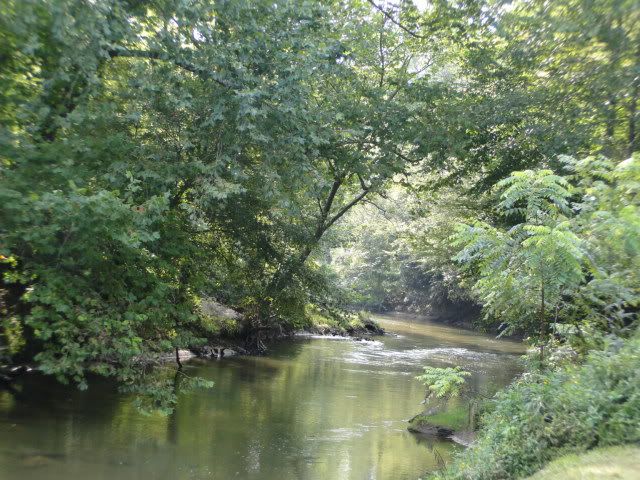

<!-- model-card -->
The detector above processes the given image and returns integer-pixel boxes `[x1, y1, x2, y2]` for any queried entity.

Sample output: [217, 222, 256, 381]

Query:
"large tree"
[0, 0, 452, 387]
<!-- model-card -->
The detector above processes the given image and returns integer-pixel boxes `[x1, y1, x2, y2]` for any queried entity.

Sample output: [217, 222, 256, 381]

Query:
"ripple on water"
[342, 368, 413, 376]
[312, 421, 406, 443]
[295, 333, 354, 340]
[340, 342, 506, 370]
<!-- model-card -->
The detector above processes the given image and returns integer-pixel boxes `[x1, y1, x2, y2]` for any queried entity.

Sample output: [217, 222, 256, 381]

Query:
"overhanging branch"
[323, 188, 370, 233]
[366, 0, 426, 40]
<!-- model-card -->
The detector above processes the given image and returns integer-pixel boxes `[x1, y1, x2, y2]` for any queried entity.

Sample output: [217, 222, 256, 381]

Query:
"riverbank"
[304, 309, 385, 337]
[408, 409, 475, 447]
[0, 311, 385, 387]
[429, 331, 640, 480]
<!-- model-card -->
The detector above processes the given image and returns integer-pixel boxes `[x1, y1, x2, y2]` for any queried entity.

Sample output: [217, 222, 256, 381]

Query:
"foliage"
[431, 331, 640, 480]
[431, 0, 640, 188]
[453, 156, 639, 348]
[325, 0, 640, 328]
[325, 184, 477, 316]
[453, 169, 586, 345]
[565, 155, 640, 339]
[0, 0, 638, 428]
[0, 0, 445, 396]
[416, 366, 470, 400]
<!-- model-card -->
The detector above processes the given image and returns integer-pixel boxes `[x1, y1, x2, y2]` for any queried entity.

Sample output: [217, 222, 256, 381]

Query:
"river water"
[0, 314, 524, 480]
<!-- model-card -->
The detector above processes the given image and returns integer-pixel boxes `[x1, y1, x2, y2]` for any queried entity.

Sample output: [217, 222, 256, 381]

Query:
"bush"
[432, 332, 640, 479]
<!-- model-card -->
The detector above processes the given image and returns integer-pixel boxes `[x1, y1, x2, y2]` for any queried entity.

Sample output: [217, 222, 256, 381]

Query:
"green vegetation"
[304, 306, 382, 336]
[425, 408, 469, 432]
[412, 366, 471, 434]
[1, 0, 639, 476]
[327, 186, 478, 317]
[432, 331, 640, 479]
[453, 156, 639, 347]
[410, 406, 470, 433]
[0, 0, 435, 404]
[526, 446, 640, 480]
[416, 366, 470, 401]
[429, 154, 640, 478]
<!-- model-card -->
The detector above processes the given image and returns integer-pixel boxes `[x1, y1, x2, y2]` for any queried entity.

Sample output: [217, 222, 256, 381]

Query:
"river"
[0, 313, 524, 480]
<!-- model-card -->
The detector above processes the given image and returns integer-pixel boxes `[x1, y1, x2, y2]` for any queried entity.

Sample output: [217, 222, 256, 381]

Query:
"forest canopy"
[1, 0, 638, 407]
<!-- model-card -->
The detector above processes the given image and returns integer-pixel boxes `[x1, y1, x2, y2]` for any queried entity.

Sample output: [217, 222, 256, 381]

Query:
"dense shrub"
[433, 332, 640, 479]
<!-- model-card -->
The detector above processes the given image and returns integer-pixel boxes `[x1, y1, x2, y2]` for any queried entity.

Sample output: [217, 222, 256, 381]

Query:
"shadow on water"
[0, 314, 523, 480]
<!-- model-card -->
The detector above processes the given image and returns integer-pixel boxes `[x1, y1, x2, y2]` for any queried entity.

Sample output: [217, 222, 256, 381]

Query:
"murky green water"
[0, 314, 524, 480]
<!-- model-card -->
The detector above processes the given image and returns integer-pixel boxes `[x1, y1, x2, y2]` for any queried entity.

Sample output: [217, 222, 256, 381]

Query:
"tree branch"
[363, 198, 392, 220]
[366, 0, 426, 39]
[323, 188, 370, 233]
[315, 178, 343, 239]
[357, 173, 370, 191]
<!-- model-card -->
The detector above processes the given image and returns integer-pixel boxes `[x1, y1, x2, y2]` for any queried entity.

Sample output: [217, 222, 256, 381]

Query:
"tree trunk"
[629, 85, 637, 156]
[605, 94, 618, 156]
[266, 176, 370, 298]
[539, 281, 546, 364]
[175, 347, 183, 370]
[628, 45, 640, 156]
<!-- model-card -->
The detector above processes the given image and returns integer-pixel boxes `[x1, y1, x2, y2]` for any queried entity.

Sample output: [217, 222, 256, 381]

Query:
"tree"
[416, 366, 470, 402]
[416, 0, 640, 189]
[0, 0, 454, 393]
[453, 169, 586, 360]
[324, 182, 478, 315]
[565, 154, 640, 337]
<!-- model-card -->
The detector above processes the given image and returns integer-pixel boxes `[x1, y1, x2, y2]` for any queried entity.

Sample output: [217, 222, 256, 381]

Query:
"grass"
[427, 406, 469, 431]
[410, 405, 470, 432]
[526, 445, 640, 480]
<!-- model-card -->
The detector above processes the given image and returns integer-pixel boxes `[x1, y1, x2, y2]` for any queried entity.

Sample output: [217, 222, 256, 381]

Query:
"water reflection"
[0, 314, 523, 480]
